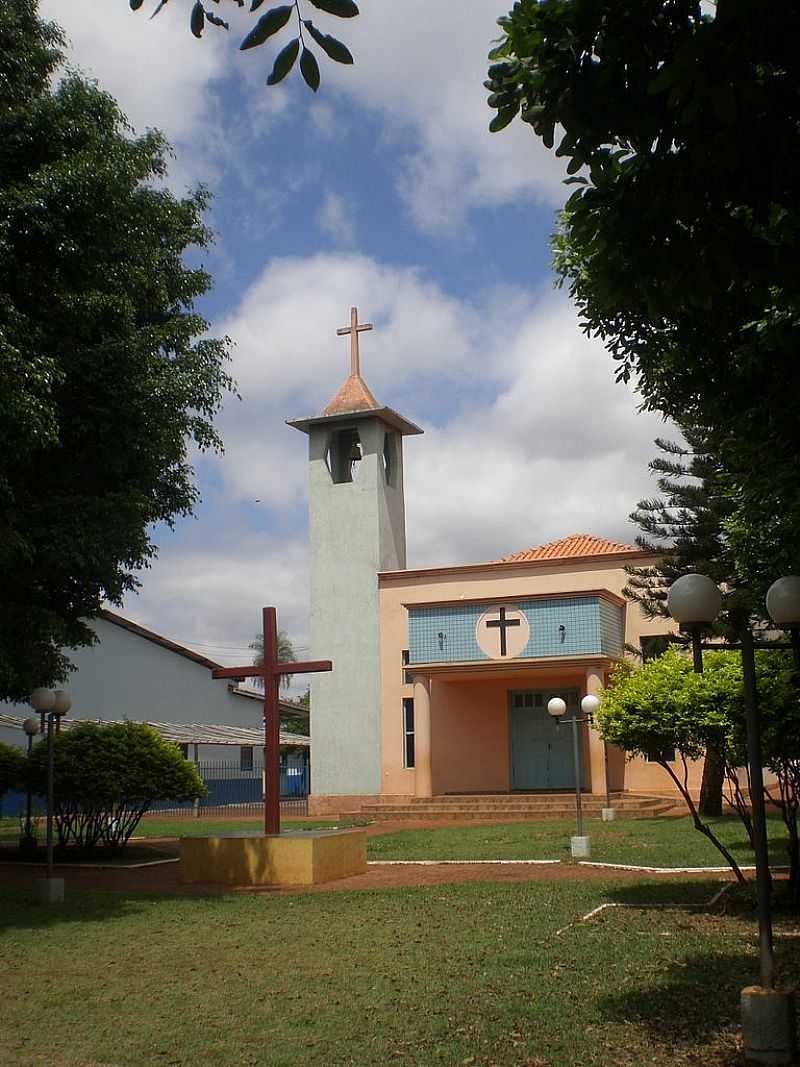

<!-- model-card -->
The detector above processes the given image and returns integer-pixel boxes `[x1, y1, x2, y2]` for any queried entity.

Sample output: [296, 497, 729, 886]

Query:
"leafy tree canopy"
[488, 1, 800, 569]
[128, 0, 359, 93]
[599, 648, 737, 763]
[0, 741, 26, 797]
[0, 0, 233, 701]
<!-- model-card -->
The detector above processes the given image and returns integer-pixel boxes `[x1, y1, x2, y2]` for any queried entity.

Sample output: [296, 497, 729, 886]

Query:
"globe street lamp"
[548, 694, 598, 858]
[30, 687, 72, 903]
[766, 576, 800, 667]
[667, 575, 798, 1064]
[667, 573, 723, 674]
[20, 717, 40, 857]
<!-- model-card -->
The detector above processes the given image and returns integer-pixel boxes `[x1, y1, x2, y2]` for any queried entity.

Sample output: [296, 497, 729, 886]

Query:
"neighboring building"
[290, 309, 695, 815]
[0, 610, 309, 767]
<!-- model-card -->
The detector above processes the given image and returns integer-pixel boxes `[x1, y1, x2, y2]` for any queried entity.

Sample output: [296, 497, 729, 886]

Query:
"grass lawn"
[1, 879, 798, 1066]
[366, 815, 792, 868]
[1, 814, 791, 872]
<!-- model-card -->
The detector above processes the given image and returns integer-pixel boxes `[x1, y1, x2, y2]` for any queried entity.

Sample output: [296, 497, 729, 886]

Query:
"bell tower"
[288, 308, 422, 801]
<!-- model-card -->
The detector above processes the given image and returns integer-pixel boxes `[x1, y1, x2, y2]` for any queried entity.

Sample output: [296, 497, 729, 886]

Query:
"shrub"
[26, 722, 205, 850]
[0, 741, 25, 797]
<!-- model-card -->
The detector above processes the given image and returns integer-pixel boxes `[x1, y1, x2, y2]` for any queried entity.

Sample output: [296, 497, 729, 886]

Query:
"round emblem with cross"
[475, 605, 530, 660]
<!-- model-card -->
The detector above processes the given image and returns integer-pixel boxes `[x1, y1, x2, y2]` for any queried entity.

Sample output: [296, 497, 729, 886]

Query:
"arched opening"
[326, 426, 362, 484]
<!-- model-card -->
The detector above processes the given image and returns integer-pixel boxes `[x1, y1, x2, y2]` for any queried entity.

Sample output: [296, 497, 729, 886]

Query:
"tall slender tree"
[624, 425, 737, 815]
[249, 630, 297, 690]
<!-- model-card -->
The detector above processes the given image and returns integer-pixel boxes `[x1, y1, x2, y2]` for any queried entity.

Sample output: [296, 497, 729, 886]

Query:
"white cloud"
[317, 3, 566, 232]
[318, 191, 357, 245]
[123, 523, 310, 674]
[125, 252, 671, 652]
[41, 0, 233, 185]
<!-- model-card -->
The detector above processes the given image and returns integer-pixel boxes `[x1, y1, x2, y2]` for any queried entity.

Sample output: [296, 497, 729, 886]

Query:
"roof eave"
[287, 406, 423, 437]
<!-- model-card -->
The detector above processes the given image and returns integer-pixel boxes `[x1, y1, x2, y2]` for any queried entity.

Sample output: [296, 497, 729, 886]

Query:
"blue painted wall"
[408, 596, 623, 664]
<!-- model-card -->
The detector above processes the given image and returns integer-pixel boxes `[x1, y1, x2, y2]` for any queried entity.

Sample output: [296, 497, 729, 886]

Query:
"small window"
[240, 745, 254, 772]
[646, 748, 676, 763]
[513, 693, 523, 708]
[403, 698, 415, 768]
[179, 743, 189, 759]
[402, 649, 413, 685]
[524, 693, 533, 708]
[382, 432, 397, 486]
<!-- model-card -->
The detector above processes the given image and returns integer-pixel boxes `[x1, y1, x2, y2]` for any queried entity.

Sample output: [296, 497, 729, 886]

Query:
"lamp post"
[667, 574, 799, 1064]
[20, 717, 40, 857]
[547, 694, 599, 858]
[30, 687, 71, 904]
[766, 576, 800, 669]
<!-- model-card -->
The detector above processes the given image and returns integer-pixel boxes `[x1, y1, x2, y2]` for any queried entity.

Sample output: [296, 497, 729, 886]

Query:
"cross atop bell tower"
[337, 306, 372, 378]
[322, 306, 380, 417]
[287, 306, 423, 802]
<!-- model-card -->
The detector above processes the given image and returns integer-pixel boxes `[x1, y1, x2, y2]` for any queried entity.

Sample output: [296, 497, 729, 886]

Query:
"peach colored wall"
[430, 680, 510, 794]
[378, 554, 678, 797]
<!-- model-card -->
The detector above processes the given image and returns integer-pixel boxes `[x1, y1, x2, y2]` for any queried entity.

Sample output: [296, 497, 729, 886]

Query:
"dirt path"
[0, 834, 737, 896]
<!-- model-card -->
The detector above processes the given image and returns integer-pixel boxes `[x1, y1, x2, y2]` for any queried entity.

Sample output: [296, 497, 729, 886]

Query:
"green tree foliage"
[0, 0, 233, 701]
[599, 649, 747, 882]
[250, 629, 297, 689]
[26, 722, 205, 850]
[0, 741, 26, 797]
[725, 652, 800, 904]
[624, 427, 736, 623]
[624, 425, 741, 815]
[487, 1, 800, 578]
[131, 0, 358, 92]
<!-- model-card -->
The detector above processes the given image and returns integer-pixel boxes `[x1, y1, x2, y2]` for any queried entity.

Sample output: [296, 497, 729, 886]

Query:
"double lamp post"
[667, 572, 800, 1065]
[29, 686, 72, 903]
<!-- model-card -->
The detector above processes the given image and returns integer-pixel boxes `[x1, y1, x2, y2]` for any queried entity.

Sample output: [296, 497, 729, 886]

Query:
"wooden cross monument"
[211, 607, 332, 835]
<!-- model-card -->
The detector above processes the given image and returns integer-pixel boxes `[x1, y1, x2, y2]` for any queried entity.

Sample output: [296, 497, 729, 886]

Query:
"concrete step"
[361, 803, 676, 821]
[360, 800, 676, 821]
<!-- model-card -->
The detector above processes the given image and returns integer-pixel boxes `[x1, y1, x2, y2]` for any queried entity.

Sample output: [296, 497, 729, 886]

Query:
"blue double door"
[509, 688, 585, 790]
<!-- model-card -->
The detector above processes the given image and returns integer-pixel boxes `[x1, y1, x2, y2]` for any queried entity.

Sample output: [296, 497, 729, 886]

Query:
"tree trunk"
[699, 745, 725, 817]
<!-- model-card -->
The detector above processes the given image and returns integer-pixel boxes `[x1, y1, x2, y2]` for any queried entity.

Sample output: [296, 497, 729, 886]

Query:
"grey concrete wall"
[307, 415, 407, 796]
[0, 616, 261, 758]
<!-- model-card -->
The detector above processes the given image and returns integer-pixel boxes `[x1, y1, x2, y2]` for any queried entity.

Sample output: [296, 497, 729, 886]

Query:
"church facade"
[290, 309, 701, 814]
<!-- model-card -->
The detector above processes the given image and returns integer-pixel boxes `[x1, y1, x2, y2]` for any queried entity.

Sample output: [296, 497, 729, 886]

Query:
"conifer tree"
[624, 425, 736, 815]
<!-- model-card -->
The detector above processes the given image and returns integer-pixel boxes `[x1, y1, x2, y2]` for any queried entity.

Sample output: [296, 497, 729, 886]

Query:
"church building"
[289, 309, 696, 815]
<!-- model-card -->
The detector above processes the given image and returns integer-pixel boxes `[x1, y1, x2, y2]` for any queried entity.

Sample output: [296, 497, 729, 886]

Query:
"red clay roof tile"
[493, 533, 640, 563]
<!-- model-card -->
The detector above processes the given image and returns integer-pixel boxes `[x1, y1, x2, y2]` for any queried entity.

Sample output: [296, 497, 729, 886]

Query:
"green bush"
[26, 722, 205, 850]
[0, 741, 25, 797]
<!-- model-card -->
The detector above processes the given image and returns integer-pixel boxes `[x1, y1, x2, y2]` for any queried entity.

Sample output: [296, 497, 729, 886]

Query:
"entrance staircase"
[357, 792, 678, 822]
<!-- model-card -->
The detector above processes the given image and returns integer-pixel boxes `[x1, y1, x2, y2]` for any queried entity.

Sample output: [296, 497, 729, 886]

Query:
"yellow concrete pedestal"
[179, 829, 367, 887]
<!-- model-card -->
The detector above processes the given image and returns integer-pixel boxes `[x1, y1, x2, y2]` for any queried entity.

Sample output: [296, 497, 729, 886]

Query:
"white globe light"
[30, 687, 55, 713]
[581, 694, 601, 717]
[52, 689, 72, 716]
[667, 574, 722, 626]
[22, 717, 40, 737]
[766, 576, 800, 628]
[547, 697, 567, 718]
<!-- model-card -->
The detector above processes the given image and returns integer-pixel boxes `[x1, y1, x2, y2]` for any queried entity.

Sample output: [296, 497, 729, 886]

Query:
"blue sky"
[43, 0, 671, 680]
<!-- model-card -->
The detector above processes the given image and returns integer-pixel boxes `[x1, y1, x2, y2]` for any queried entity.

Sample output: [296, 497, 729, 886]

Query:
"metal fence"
[1, 761, 310, 820]
[149, 760, 310, 817]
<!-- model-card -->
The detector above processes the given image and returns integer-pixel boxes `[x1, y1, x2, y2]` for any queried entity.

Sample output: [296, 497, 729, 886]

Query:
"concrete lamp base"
[601, 808, 617, 822]
[741, 986, 797, 1065]
[35, 877, 65, 904]
[570, 835, 591, 859]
